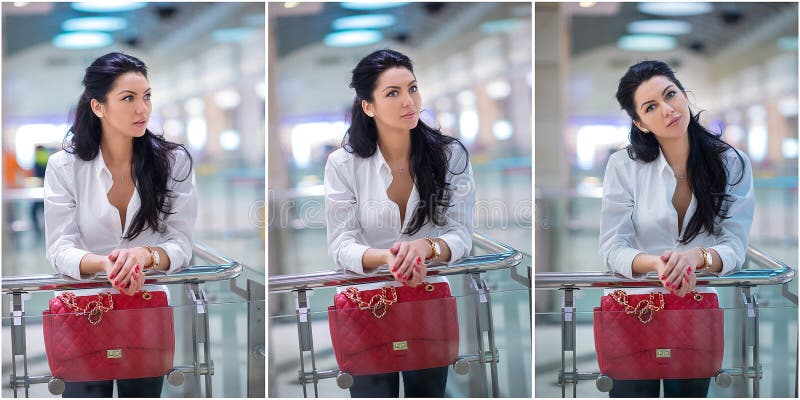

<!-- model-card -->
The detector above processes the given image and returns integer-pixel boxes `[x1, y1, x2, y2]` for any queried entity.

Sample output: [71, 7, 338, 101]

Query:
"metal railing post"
[559, 287, 578, 398]
[188, 283, 213, 397]
[295, 289, 318, 398]
[469, 272, 500, 397]
[9, 292, 29, 398]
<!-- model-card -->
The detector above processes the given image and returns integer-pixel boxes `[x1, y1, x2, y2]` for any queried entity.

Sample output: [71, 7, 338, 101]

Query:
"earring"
[366, 111, 374, 117]
[641, 129, 649, 133]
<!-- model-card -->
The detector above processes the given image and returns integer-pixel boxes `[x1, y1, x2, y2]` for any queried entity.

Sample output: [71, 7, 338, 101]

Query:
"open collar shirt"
[324, 142, 475, 290]
[599, 147, 754, 293]
[44, 148, 197, 283]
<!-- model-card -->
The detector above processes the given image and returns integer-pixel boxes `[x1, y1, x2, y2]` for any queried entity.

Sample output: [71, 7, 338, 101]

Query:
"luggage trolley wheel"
[336, 371, 353, 389]
[48, 377, 65, 395]
[167, 369, 185, 386]
[596, 374, 613, 392]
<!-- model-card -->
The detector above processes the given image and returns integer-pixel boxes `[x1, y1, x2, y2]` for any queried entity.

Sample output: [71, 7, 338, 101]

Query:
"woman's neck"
[100, 133, 133, 168]
[376, 129, 411, 164]
[658, 133, 690, 173]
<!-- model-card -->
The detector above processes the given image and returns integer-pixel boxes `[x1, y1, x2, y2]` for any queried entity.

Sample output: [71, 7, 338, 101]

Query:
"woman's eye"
[123, 96, 133, 102]
[646, 104, 655, 113]
[144, 93, 151, 100]
[387, 90, 398, 97]
[666, 91, 676, 98]
[410, 86, 418, 93]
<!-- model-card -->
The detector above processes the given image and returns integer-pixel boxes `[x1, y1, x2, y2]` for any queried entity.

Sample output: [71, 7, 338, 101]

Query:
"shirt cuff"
[59, 248, 91, 280]
[438, 234, 466, 266]
[709, 245, 738, 276]
[340, 243, 371, 275]
[614, 248, 644, 279]
[159, 242, 190, 274]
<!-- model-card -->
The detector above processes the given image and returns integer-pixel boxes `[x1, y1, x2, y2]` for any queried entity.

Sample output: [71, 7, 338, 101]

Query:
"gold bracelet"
[144, 245, 159, 271]
[422, 237, 439, 261]
[697, 247, 709, 271]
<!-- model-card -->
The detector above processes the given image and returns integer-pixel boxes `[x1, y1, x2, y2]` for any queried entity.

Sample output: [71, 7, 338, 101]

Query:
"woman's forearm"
[79, 253, 108, 275]
[361, 248, 389, 272]
[631, 253, 660, 274]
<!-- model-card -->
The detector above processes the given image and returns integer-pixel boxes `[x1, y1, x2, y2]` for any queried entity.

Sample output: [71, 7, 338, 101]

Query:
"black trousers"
[349, 366, 448, 398]
[609, 378, 710, 398]
[63, 376, 164, 398]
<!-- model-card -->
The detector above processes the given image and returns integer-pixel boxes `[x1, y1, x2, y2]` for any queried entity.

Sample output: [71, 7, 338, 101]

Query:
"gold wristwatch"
[423, 237, 441, 261]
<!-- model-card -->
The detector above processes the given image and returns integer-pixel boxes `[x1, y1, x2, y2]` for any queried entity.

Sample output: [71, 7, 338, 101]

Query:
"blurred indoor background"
[2, 2, 265, 397]
[268, 2, 531, 397]
[535, 2, 797, 397]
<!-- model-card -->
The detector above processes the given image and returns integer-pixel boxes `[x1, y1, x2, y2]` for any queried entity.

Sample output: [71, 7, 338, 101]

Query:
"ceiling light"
[485, 79, 511, 99]
[579, 2, 596, 7]
[332, 14, 396, 30]
[323, 30, 382, 47]
[52, 32, 113, 50]
[638, 3, 712, 17]
[341, 2, 409, 11]
[14, 2, 29, 7]
[71, 2, 146, 13]
[62, 17, 128, 32]
[284, 2, 299, 8]
[211, 27, 254, 43]
[480, 19, 521, 34]
[617, 34, 677, 52]
[628, 20, 691, 35]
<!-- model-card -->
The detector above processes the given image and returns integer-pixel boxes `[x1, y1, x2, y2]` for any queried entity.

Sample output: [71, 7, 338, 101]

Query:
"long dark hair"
[65, 52, 192, 240]
[344, 49, 468, 236]
[615, 60, 744, 244]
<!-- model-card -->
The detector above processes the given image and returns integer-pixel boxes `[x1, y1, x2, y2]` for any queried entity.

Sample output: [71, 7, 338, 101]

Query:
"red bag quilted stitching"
[42, 291, 175, 382]
[593, 291, 723, 380]
[328, 283, 459, 375]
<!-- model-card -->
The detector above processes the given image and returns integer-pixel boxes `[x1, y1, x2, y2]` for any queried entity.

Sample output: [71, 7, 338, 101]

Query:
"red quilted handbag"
[328, 282, 459, 376]
[42, 290, 175, 382]
[593, 289, 723, 380]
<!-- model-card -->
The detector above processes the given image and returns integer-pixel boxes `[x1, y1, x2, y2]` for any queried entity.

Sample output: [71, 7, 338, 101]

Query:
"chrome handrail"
[534, 246, 794, 289]
[268, 232, 523, 293]
[1, 241, 242, 293]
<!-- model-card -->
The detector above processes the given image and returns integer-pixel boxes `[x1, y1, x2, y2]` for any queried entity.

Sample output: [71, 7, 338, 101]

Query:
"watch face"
[705, 252, 712, 266]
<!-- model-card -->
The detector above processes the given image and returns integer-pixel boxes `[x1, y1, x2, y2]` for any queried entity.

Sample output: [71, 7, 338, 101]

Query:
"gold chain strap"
[609, 289, 703, 324]
[58, 290, 152, 325]
[343, 283, 435, 318]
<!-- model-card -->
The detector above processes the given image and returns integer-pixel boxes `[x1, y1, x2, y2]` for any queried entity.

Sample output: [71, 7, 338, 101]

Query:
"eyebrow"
[117, 88, 152, 95]
[382, 80, 418, 92]
[640, 84, 674, 111]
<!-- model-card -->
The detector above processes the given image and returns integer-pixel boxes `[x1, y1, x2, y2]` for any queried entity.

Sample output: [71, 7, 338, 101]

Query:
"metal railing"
[2, 242, 265, 398]
[267, 232, 526, 398]
[534, 246, 797, 398]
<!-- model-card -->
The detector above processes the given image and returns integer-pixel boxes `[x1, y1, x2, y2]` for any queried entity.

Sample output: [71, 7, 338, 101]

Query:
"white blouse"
[44, 147, 197, 281]
[324, 141, 474, 289]
[599, 147, 754, 287]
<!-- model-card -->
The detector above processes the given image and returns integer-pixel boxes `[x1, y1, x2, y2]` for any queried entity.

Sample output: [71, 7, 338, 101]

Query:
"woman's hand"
[107, 247, 149, 295]
[659, 249, 702, 292]
[387, 240, 431, 287]
[673, 266, 697, 297]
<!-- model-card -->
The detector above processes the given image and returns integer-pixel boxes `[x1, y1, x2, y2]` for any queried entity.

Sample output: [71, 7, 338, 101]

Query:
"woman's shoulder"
[720, 146, 751, 174]
[46, 149, 78, 170]
[606, 148, 635, 169]
[326, 147, 354, 166]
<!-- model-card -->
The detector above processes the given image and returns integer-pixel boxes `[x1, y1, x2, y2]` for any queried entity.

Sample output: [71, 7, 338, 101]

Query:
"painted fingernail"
[403, 275, 408, 280]
[114, 279, 119, 285]
[688, 267, 692, 272]
[135, 265, 140, 272]
[660, 275, 665, 280]
[416, 257, 421, 265]
[110, 273, 115, 280]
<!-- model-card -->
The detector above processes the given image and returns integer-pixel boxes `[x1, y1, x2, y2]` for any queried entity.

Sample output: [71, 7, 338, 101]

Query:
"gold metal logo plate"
[393, 341, 408, 351]
[656, 349, 671, 358]
[107, 349, 122, 359]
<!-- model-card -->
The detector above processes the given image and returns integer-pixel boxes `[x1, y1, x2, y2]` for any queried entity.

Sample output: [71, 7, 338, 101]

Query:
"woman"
[44, 52, 197, 397]
[324, 49, 474, 397]
[599, 60, 754, 397]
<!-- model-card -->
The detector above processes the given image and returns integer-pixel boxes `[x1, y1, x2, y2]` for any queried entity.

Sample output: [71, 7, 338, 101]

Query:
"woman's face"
[93, 71, 151, 139]
[362, 67, 421, 134]
[632, 75, 690, 141]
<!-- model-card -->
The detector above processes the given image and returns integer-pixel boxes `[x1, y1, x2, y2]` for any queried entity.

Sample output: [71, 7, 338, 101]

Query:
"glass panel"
[534, 286, 798, 398]
[268, 267, 531, 398]
[1, 280, 262, 398]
